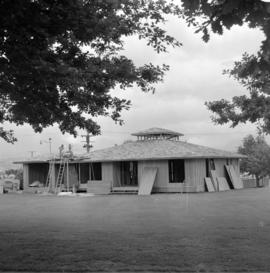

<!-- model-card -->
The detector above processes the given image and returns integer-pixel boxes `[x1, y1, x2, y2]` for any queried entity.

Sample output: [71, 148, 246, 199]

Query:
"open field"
[1, 188, 270, 272]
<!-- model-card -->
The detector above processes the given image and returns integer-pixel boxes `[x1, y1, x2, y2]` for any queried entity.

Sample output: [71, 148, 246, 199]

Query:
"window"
[205, 159, 209, 177]
[78, 163, 89, 184]
[226, 158, 232, 165]
[90, 162, 102, 180]
[169, 159, 185, 183]
[209, 159, 215, 170]
[206, 159, 215, 177]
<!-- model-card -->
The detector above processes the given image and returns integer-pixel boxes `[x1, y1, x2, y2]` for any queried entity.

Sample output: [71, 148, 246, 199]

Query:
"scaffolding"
[43, 144, 95, 194]
[44, 155, 75, 194]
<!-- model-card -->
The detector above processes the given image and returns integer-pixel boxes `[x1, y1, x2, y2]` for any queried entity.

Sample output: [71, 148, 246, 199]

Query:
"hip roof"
[81, 139, 244, 162]
[14, 139, 245, 164]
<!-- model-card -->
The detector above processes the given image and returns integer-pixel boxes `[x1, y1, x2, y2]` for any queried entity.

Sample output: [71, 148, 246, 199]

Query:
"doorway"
[120, 161, 138, 186]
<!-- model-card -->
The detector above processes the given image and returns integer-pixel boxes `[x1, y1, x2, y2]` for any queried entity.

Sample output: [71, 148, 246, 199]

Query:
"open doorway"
[120, 161, 138, 186]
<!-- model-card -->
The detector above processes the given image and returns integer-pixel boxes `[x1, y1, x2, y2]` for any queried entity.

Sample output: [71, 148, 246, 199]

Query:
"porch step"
[111, 186, 138, 194]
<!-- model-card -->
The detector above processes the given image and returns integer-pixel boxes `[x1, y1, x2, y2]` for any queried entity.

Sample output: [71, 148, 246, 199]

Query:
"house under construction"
[15, 128, 245, 195]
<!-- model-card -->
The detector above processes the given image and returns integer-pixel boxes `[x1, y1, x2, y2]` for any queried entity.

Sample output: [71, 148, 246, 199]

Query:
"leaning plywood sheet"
[210, 170, 218, 191]
[225, 165, 233, 188]
[204, 177, 215, 192]
[138, 167, 157, 195]
[225, 165, 243, 189]
[229, 165, 243, 189]
[217, 177, 230, 191]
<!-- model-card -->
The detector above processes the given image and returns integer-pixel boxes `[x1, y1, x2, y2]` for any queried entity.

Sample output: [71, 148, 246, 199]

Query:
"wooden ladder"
[55, 158, 67, 192]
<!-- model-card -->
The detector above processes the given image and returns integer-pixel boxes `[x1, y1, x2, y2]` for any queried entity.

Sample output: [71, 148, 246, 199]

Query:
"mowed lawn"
[1, 189, 270, 272]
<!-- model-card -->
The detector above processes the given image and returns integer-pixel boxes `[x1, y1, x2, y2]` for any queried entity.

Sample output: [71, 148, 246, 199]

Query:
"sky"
[0, 16, 266, 161]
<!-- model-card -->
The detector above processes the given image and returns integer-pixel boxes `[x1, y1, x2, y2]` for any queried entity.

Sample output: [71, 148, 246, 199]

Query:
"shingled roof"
[82, 139, 244, 162]
[14, 128, 245, 164]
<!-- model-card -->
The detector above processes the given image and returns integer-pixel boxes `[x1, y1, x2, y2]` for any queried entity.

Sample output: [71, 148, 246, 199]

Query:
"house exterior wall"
[97, 158, 241, 193]
[231, 159, 240, 176]
[213, 158, 240, 178]
[213, 159, 227, 177]
[112, 162, 121, 187]
[102, 162, 114, 186]
[184, 159, 206, 192]
[23, 164, 29, 190]
[87, 162, 112, 194]
[137, 159, 206, 193]
[21, 158, 241, 194]
[138, 160, 168, 190]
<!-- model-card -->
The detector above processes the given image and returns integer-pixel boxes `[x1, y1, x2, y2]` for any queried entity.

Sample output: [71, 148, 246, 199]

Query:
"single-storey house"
[16, 128, 244, 194]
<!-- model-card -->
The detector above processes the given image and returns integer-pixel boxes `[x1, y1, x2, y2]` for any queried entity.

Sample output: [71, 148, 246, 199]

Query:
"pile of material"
[0, 179, 20, 194]
[205, 165, 243, 192]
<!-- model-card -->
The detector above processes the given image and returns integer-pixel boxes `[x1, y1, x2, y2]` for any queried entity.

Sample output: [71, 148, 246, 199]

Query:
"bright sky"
[0, 17, 265, 160]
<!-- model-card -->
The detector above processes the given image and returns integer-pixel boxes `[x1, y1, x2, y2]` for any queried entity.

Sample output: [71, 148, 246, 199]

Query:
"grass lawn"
[1, 188, 270, 272]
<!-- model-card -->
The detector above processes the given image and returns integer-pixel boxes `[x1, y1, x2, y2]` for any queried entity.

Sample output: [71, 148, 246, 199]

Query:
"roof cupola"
[131, 127, 183, 141]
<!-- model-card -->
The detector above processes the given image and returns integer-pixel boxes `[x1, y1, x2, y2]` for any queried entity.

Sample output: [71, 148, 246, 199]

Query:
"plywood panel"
[138, 167, 157, 195]
[231, 159, 240, 177]
[210, 170, 218, 191]
[225, 165, 243, 189]
[217, 177, 230, 191]
[112, 162, 121, 187]
[205, 177, 215, 192]
[102, 162, 113, 183]
[86, 162, 113, 194]
[230, 165, 243, 189]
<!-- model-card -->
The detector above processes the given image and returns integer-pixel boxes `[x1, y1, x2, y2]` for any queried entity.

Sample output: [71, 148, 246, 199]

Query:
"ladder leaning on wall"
[55, 157, 68, 193]
[45, 157, 69, 193]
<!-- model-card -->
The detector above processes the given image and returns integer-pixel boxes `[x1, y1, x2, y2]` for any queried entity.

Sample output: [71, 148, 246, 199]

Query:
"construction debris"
[29, 181, 42, 187]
